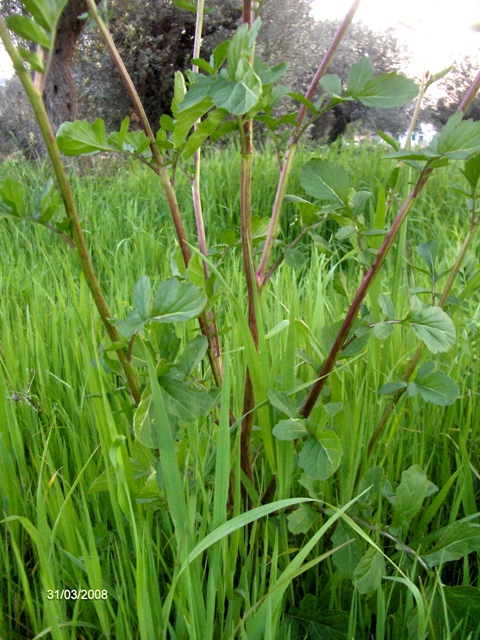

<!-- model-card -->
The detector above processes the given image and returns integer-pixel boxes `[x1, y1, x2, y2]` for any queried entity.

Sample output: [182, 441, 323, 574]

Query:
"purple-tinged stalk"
[85, 0, 223, 387]
[0, 17, 142, 405]
[368, 201, 479, 454]
[301, 67, 480, 423]
[300, 165, 434, 419]
[239, 0, 259, 489]
[84, 0, 190, 266]
[365, 71, 480, 454]
[256, 0, 363, 286]
[191, 0, 223, 383]
[458, 68, 480, 115]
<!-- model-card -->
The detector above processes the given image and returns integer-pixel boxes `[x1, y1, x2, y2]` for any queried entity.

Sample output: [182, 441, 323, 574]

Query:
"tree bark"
[43, 0, 99, 130]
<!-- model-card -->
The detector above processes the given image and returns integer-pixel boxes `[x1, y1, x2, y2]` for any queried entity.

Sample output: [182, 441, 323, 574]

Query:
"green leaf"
[175, 336, 208, 377]
[287, 503, 317, 534]
[421, 522, 480, 567]
[133, 276, 151, 320]
[267, 388, 298, 419]
[377, 129, 400, 151]
[187, 253, 206, 289]
[159, 372, 218, 423]
[426, 65, 454, 89]
[284, 247, 307, 270]
[407, 362, 460, 406]
[108, 129, 151, 156]
[226, 19, 261, 81]
[23, 0, 69, 30]
[416, 241, 438, 277]
[298, 431, 343, 481]
[209, 70, 262, 116]
[212, 40, 229, 71]
[18, 47, 45, 72]
[172, 0, 197, 13]
[354, 547, 385, 595]
[346, 57, 374, 95]
[378, 293, 395, 319]
[6, 15, 51, 49]
[57, 119, 115, 155]
[182, 108, 228, 158]
[355, 73, 418, 108]
[0, 177, 26, 217]
[191, 58, 215, 75]
[290, 596, 350, 639]
[288, 92, 317, 113]
[115, 309, 146, 339]
[152, 278, 207, 323]
[172, 71, 187, 117]
[335, 224, 356, 241]
[178, 75, 214, 112]
[332, 521, 362, 577]
[378, 380, 407, 395]
[253, 58, 288, 86]
[299, 159, 350, 206]
[35, 178, 61, 223]
[428, 586, 480, 639]
[406, 304, 456, 354]
[433, 112, 480, 159]
[352, 190, 371, 217]
[273, 419, 308, 441]
[320, 74, 343, 97]
[389, 465, 438, 530]
[462, 151, 480, 194]
[373, 322, 394, 339]
[172, 97, 214, 148]
[134, 384, 159, 448]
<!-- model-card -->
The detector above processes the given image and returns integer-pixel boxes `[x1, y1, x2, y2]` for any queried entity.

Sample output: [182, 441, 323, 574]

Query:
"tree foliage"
[77, 0, 241, 128]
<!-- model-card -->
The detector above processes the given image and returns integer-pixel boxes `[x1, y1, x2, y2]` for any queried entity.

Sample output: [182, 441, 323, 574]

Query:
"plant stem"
[367, 205, 479, 454]
[239, 1, 259, 491]
[190, 0, 223, 383]
[86, 0, 224, 386]
[85, 0, 191, 265]
[300, 165, 434, 419]
[0, 18, 142, 406]
[457, 69, 480, 115]
[256, 0, 362, 285]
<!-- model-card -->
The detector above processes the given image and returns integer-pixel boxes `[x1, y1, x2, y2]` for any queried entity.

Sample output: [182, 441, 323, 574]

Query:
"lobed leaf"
[152, 278, 207, 323]
[353, 547, 385, 595]
[273, 419, 308, 441]
[57, 119, 115, 155]
[407, 362, 460, 406]
[389, 464, 438, 531]
[421, 521, 480, 567]
[406, 304, 456, 354]
[298, 431, 343, 481]
[299, 159, 350, 206]
[356, 73, 418, 108]
[434, 112, 480, 159]
[287, 503, 317, 534]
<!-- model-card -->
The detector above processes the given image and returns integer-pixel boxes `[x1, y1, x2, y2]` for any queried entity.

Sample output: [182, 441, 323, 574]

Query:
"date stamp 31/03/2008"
[46, 589, 108, 600]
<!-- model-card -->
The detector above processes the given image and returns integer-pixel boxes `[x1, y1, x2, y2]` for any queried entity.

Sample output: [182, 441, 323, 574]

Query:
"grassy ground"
[1, 143, 479, 639]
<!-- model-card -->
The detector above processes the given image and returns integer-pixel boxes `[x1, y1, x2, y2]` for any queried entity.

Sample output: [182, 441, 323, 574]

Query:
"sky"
[311, 0, 480, 75]
[0, 0, 479, 79]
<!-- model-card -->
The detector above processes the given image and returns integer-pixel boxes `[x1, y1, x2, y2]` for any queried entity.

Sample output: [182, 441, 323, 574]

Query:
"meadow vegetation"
[1, 1, 480, 638]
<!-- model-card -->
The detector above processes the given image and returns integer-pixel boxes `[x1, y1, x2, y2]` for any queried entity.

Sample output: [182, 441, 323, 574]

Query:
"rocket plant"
[1, 0, 480, 498]
[2, 2, 480, 634]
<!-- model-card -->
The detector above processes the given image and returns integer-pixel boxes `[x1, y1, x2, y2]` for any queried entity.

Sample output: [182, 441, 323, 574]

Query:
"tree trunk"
[43, 0, 99, 131]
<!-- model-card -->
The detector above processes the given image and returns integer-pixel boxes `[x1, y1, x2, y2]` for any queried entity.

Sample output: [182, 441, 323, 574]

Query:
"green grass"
[1, 143, 479, 639]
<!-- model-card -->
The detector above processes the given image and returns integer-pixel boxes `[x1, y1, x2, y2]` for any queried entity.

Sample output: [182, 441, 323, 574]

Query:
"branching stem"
[300, 165, 434, 419]
[256, 0, 362, 285]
